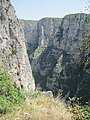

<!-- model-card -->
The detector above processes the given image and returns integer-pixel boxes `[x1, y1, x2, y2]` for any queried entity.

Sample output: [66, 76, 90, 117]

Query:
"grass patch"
[0, 91, 72, 120]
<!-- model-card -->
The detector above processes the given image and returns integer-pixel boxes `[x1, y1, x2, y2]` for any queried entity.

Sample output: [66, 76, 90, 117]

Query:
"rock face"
[20, 19, 38, 54]
[0, 0, 35, 91]
[22, 14, 90, 102]
[21, 18, 62, 55]
[52, 14, 90, 101]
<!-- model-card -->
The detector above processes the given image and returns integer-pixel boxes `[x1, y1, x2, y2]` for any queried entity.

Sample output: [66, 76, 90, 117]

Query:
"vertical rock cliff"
[0, 0, 35, 91]
[53, 13, 90, 101]
[21, 17, 62, 54]
[20, 19, 38, 54]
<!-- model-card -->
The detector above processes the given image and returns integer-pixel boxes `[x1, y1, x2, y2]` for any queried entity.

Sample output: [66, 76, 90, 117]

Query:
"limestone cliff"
[22, 14, 90, 102]
[21, 18, 62, 56]
[0, 0, 35, 91]
[20, 19, 38, 54]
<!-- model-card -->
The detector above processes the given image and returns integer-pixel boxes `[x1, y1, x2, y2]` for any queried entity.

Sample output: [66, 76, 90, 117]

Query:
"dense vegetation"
[0, 68, 23, 114]
[0, 89, 72, 120]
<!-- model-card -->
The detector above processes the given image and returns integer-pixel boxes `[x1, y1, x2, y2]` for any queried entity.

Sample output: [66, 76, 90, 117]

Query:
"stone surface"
[0, 0, 35, 91]
[20, 19, 38, 54]
[21, 18, 62, 56]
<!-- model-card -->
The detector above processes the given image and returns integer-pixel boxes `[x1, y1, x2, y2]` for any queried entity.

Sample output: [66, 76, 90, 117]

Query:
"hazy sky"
[11, 0, 89, 20]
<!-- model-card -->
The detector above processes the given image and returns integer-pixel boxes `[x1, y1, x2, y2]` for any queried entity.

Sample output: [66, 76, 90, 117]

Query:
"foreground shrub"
[0, 68, 23, 114]
[68, 97, 90, 120]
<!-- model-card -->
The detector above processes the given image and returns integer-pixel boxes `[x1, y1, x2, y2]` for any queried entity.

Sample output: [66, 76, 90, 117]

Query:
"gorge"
[0, 0, 90, 103]
[1, 1, 90, 119]
[21, 13, 90, 103]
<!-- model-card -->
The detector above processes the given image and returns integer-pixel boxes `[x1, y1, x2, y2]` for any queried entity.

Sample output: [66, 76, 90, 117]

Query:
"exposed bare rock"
[0, 0, 35, 91]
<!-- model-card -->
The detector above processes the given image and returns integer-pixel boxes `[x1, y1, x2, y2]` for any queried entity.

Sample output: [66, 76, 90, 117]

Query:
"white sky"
[11, 0, 89, 20]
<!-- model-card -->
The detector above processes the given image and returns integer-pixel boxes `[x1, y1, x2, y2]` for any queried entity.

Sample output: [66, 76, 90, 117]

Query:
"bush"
[36, 84, 42, 91]
[0, 68, 23, 114]
[68, 97, 90, 120]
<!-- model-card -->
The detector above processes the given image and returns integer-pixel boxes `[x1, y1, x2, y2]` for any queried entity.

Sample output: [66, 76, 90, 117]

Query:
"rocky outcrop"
[0, 0, 35, 91]
[22, 13, 90, 102]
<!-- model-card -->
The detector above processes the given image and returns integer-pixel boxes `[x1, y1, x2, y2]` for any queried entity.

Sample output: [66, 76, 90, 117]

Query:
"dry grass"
[0, 92, 72, 120]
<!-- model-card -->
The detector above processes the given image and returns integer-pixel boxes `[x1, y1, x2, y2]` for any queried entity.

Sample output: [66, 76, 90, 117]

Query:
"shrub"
[0, 68, 23, 114]
[36, 84, 42, 91]
[68, 97, 90, 120]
